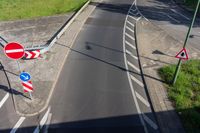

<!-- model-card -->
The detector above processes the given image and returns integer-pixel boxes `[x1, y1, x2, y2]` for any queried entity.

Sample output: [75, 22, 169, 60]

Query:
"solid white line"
[126, 20, 135, 27]
[123, 0, 148, 132]
[167, 15, 180, 23]
[127, 61, 140, 72]
[0, 93, 9, 109]
[135, 91, 150, 107]
[33, 107, 51, 133]
[142, 114, 158, 130]
[126, 25, 135, 33]
[170, 9, 190, 20]
[125, 41, 136, 50]
[125, 33, 135, 40]
[126, 50, 138, 60]
[5, 49, 24, 53]
[130, 75, 144, 87]
[10, 117, 26, 133]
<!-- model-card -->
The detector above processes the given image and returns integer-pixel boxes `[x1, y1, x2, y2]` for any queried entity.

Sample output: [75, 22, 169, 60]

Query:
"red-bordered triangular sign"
[175, 48, 188, 60]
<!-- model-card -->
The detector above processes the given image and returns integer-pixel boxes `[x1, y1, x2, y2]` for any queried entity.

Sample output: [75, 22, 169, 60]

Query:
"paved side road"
[137, 0, 200, 51]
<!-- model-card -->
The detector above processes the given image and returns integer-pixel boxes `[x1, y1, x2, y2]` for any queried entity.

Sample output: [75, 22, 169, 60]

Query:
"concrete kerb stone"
[11, 0, 100, 117]
[135, 18, 188, 133]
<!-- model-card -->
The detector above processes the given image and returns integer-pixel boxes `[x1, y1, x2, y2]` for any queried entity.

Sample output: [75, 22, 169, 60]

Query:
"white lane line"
[128, 61, 140, 72]
[33, 107, 51, 133]
[125, 33, 135, 40]
[167, 15, 180, 23]
[135, 91, 150, 107]
[130, 8, 137, 13]
[170, 9, 190, 20]
[130, 75, 144, 87]
[123, 1, 148, 133]
[0, 93, 9, 109]
[125, 41, 136, 50]
[128, 15, 141, 21]
[126, 25, 135, 33]
[126, 20, 135, 28]
[142, 114, 158, 130]
[126, 50, 138, 60]
[10, 117, 26, 133]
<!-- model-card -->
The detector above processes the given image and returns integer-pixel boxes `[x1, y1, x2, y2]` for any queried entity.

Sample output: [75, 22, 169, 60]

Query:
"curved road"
[49, 0, 158, 132]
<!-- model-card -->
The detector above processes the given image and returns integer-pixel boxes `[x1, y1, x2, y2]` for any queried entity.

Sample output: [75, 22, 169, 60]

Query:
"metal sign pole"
[16, 61, 22, 73]
[172, 0, 200, 85]
[29, 92, 33, 100]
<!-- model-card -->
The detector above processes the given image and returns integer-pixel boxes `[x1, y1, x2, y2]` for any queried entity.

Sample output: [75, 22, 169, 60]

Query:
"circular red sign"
[4, 42, 25, 60]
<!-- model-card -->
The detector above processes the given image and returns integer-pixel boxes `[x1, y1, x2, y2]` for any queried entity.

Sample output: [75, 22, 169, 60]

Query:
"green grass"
[158, 60, 200, 133]
[0, 0, 88, 21]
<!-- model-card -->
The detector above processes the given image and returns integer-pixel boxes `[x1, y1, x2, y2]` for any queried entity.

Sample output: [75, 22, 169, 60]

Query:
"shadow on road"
[0, 62, 29, 99]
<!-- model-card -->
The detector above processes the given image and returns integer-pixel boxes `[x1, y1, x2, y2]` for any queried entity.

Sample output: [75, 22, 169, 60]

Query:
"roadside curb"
[13, 0, 92, 117]
[134, 18, 161, 133]
[135, 17, 186, 133]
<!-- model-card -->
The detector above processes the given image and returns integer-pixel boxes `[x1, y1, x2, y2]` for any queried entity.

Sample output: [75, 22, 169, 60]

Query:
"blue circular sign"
[20, 72, 31, 82]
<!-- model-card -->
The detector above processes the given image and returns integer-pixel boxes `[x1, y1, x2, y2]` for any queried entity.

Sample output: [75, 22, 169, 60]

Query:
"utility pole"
[172, 0, 200, 85]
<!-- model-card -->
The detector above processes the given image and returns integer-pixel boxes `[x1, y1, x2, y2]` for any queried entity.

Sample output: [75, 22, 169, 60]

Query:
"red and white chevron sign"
[25, 50, 40, 59]
[22, 81, 33, 92]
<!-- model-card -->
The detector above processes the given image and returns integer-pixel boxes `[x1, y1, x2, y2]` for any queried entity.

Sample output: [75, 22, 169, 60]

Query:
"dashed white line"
[33, 107, 51, 133]
[142, 114, 158, 130]
[125, 33, 135, 40]
[126, 50, 138, 60]
[125, 41, 136, 50]
[130, 75, 144, 87]
[167, 15, 180, 23]
[10, 117, 26, 133]
[170, 9, 190, 20]
[126, 25, 135, 33]
[135, 91, 150, 107]
[0, 93, 9, 109]
[127, 20, 135, 27]
[128, 61, 140, 72]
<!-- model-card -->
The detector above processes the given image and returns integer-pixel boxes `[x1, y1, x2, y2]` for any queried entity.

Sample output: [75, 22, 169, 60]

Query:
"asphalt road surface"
[49, 0, 159, 132]
[137, 0, 200, 50]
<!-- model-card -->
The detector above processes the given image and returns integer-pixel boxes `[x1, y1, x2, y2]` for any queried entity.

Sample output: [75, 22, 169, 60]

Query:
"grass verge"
[0, 0, 88, 21]
[158, 59, 200, 133]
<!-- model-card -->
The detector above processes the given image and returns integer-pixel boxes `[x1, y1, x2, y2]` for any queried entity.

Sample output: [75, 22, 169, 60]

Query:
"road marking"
[123, 1, 148, 133]
[33, 107, 51, 133]
[130, 75, 144, 87]
[142, 114, 158, 130]
[128, 61, 140, 72]
[125, 41, 136, 50]
[126, 20, 135, 28]
[135, 91, 150, 107]
[126, 25, 135, 33]
[128, 15, 141, 21]
[125, 33, 135, 40]
[0, 93, 9, 109]
[170, 9, 190, 20]
[5, 49, 24, 53]
[167, 15, 180, 23]
[130, 8, 137, 13]
[10, 117, 26, 133]
[126, 50, 138, 60]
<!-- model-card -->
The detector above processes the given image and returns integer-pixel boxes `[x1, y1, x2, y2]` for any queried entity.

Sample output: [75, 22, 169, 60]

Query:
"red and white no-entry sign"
[4, 42, 25, 60]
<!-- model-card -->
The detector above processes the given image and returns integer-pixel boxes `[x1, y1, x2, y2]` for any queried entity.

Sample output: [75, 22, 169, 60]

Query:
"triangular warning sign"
[175, 48, 188, 60]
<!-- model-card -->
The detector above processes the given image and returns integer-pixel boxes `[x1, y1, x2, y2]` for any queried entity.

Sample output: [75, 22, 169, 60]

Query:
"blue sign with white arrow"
[20, 72, 31, 82]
